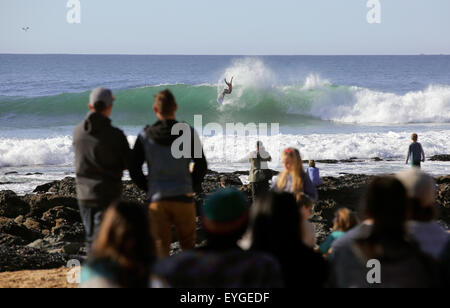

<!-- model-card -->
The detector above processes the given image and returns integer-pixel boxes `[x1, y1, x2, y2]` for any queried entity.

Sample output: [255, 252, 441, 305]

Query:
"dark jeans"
[251, 181, 270, 202]
[78, 200, 110, 253]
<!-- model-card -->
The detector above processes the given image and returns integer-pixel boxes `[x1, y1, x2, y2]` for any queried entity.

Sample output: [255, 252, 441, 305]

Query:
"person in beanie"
[73, 87, 130, 252]
[151, 188, 283, 288]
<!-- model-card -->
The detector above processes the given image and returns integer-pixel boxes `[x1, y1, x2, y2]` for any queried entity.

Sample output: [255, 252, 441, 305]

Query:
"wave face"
[1, 58, 450, 127]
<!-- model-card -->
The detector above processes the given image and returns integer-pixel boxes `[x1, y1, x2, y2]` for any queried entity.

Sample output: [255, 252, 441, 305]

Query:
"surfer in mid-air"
[223, 77, 233, 96]
[217, 77, 233, 104]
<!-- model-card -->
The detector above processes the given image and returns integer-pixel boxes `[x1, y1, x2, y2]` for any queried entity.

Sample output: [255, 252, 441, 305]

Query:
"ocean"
[1, 54, 449, 194]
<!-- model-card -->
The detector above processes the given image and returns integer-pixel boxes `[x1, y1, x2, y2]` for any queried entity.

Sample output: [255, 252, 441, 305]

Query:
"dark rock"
[0, 217, 42, 243]
[33, 181, 58, 193]
[51, 219, 85, 242]
[429, 155, 450, 162]
[23, 217, 49, 234]
[436, 176, 450, 185]
[25, 172, 43, 176]
[122, 181, 147, 204]
[41, 206, 81, 225]
[0, 233, 29, 246]
[23, 194, 78, 218]
[0, 245, 69, 272]
[372, 157, 383, 161]
[0, 190, 30, 218]
[315, 160, 339, 164]
[4, 171, 18, 175]
[46, 177, 77, 197]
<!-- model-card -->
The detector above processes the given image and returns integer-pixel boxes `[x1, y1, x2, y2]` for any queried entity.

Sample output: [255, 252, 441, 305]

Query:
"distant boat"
[22, 27, 30, 32]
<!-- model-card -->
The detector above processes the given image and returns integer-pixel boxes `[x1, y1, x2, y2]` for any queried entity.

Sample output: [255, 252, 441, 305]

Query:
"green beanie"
[202, 188, 249, 234]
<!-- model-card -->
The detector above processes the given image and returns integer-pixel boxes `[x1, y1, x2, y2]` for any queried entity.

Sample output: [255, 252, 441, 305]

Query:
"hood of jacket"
[145, 119, 180, 146]
[83, 112, 112, 134]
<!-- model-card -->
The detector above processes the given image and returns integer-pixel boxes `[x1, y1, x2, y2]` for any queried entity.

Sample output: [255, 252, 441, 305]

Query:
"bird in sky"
[22, 27, 30, 32]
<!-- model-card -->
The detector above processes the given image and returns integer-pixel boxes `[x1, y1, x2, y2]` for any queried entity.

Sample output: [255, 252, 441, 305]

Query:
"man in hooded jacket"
[129, 89, 208, 258]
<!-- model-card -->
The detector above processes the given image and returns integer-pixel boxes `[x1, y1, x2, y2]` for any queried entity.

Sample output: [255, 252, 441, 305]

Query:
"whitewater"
[1, 55, 450, 193]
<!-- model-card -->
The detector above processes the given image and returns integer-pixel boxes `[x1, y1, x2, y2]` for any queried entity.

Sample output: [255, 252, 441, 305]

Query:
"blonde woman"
[272, 148, 318, 201]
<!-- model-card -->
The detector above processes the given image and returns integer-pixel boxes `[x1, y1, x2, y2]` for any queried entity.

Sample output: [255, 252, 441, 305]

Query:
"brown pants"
[149, 200, 197, 258]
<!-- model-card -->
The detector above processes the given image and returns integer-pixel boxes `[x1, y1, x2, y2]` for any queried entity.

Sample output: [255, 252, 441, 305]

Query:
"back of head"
[249, 192, 302, 253]
[296, 192, 313, 209]
[89, 87, 114, 113]
[333, 208, 359, 232]
[396, 169, 437, 221]
[202, 188, 249, 247]
[91, 201, 156, 287]
[154, 89, 177, 117]
[309, 160, 316, 168]
[411, 133, 418, 142]
[363, 176, 408, 241]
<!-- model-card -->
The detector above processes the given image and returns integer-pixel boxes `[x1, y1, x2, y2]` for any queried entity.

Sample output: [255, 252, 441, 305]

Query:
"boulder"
[0, 190, 30, 218]
[24, 194, 78, 218]
[0, 245, 69, 272]
[0, 217, 42, 244]
[429, 155, 450, 162]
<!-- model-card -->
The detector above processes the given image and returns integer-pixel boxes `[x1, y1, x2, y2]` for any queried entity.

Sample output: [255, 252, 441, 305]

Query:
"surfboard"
[217, 93, 224, 105]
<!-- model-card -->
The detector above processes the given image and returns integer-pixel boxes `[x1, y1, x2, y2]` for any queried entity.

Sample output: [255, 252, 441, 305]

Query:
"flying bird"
[22, 27, 30, 32]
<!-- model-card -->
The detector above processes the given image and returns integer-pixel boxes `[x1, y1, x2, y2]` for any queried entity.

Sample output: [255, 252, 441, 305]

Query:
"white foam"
[200, 130, 450, 165]
[0, 136, 74, 167]
[310, 85, 450, 124]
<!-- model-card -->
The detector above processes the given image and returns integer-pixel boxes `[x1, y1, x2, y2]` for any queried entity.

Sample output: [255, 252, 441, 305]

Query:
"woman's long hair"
[276, 148, 305, 193]
[91, 201, 156, 288]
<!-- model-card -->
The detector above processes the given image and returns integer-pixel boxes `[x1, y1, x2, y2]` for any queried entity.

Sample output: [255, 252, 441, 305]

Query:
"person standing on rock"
[73, 87, 131, 252]
[406, 133, 426, 168]
[129, 89, 208, 258]
[272, 148, 318, 202]
[248, 141, 272, 202]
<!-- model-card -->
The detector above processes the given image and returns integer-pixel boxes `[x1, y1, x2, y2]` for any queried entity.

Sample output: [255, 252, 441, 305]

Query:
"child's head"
[411, 133, 418, 142]
[309, 160, 316, 168]
[333, 208, 359, 232]
[296, 193, 314, 220]
[281, 148, 302, 173]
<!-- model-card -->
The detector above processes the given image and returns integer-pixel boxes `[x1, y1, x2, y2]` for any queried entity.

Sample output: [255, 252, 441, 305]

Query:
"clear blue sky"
[1, 0, 449, 55]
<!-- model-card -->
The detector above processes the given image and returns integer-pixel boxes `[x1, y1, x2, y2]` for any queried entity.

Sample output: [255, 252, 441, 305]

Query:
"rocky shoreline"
[1, 170, 449, 272]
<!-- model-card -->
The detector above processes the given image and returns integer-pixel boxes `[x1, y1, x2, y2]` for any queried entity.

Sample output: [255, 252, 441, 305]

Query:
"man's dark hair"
[93, 100, 108, 113]
[154, 89, 177, 116]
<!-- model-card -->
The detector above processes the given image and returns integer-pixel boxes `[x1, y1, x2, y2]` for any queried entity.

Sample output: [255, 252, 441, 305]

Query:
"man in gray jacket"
[73, 87, 130, 251]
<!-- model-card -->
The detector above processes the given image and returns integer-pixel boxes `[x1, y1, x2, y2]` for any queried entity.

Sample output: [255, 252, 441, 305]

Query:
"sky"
[0, 0, 449, 55]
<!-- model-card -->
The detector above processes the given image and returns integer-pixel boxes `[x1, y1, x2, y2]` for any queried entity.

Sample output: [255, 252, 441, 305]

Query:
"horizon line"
[1, 53, 449, 57]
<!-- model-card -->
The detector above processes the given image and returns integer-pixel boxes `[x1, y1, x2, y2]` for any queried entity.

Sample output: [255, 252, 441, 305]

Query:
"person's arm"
[191, 129, 208, 194]
[129, 136, 148, 191]
[319, 234, 335, 255]
[406, 145, 411, 164]
[118, 131, 131, 171]
[421, 143, 426, 162]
